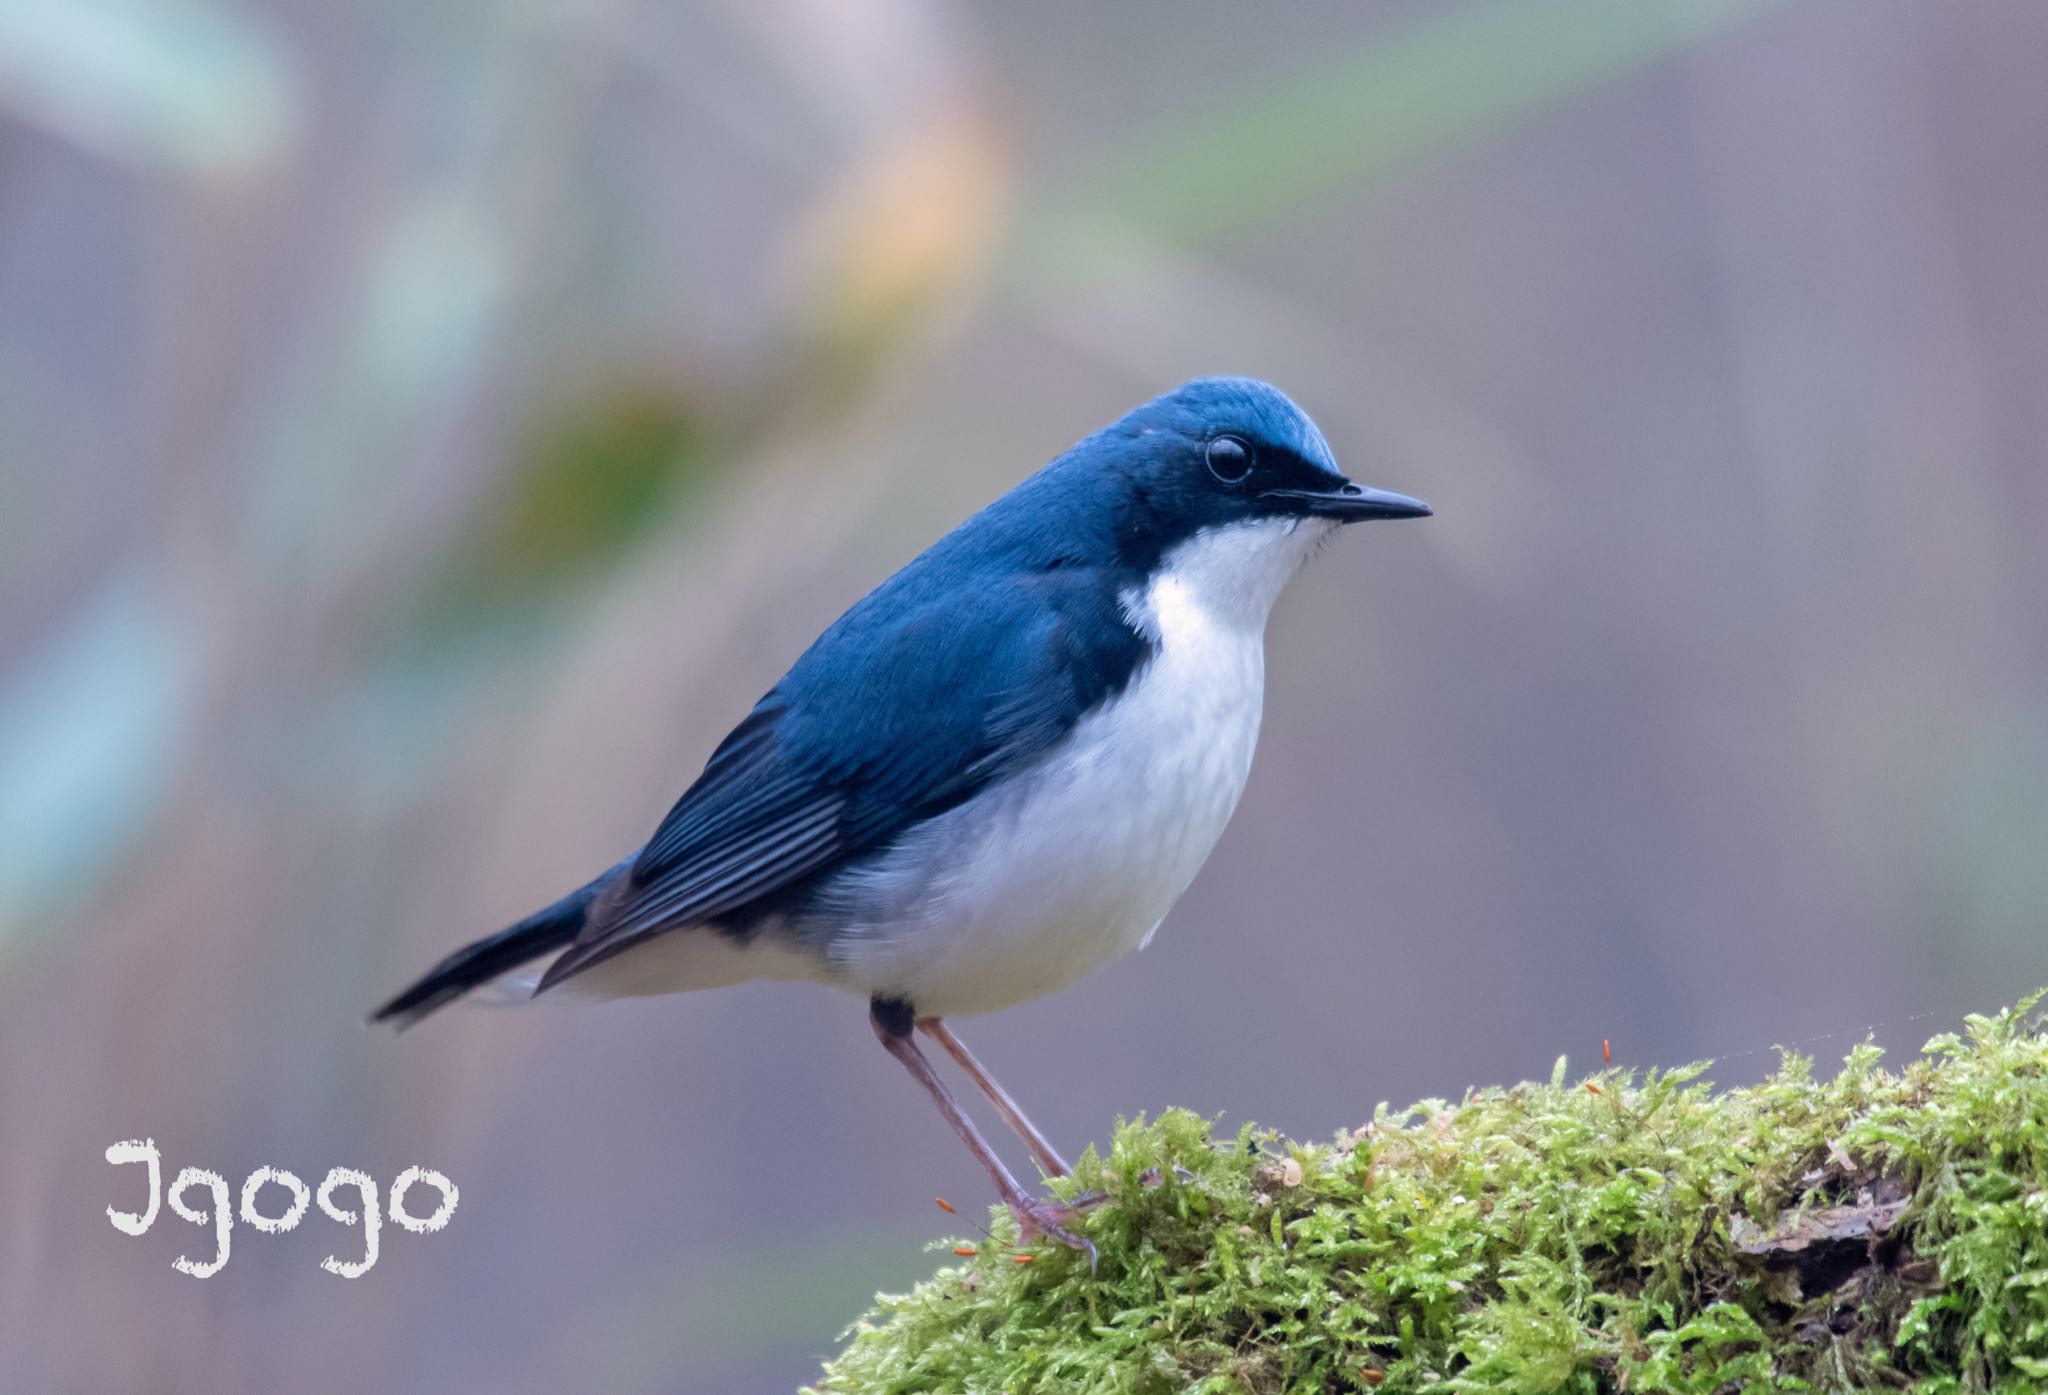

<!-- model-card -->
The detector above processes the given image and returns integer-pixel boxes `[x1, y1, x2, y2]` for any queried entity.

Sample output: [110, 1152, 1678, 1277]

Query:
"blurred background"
[4, 0, 2046, 1389]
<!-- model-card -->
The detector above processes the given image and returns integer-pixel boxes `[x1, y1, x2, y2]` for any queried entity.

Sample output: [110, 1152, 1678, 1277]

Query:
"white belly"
[817, 518, 1324, 1016]
[822, 626, 1265, 1014]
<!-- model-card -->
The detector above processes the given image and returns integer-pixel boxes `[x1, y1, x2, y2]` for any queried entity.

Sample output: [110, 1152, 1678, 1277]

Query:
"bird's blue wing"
[536, 568, 1150, 988]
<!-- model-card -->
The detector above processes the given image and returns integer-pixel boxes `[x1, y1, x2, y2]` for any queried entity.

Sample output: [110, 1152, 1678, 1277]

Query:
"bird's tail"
[369, 857, 633, 1029]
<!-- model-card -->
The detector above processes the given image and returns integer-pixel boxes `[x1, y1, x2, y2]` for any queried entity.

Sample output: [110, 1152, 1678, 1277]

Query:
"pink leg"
[870, 1000, 1094, 1262]
[918, 1018, 1071, 1178]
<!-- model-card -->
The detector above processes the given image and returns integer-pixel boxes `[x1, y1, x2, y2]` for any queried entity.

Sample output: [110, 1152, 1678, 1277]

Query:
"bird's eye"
[1205, 435, 1253, 484]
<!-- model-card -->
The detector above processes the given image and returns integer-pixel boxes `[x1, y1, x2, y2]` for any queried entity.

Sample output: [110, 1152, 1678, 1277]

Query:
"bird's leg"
[917, 1018, 1071, 1178]
[870, 998, 1096, 1264]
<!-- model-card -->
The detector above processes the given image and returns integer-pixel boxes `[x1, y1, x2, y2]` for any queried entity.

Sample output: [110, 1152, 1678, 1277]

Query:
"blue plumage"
[374, 376, 1428, 1257]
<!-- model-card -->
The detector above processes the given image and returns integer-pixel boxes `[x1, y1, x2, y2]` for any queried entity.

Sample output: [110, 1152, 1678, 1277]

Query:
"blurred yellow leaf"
[779, 100, 1014, 391]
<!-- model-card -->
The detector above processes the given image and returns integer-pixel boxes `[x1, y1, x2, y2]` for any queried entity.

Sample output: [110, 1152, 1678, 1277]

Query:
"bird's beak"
[1263, 482, 1433, 522]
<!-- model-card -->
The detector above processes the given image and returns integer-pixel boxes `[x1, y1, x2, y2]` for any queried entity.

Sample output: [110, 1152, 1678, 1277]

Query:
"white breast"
[820, 517, 1332, 1016]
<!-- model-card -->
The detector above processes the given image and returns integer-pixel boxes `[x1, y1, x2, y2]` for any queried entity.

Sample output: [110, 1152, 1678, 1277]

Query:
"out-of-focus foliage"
[0, 0, 297, 172]
[0, 577, 193, 936]
[429, 383, 718, 619]
[785, 105, 1014, 404]
[1017, 0, 1774, 288]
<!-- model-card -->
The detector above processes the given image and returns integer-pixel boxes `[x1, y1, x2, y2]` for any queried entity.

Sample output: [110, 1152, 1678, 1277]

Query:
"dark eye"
[1205, 435, 1253, 483]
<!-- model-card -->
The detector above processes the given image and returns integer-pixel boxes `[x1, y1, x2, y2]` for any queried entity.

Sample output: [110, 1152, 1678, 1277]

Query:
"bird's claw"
[1010, 1197, 1100, 1272]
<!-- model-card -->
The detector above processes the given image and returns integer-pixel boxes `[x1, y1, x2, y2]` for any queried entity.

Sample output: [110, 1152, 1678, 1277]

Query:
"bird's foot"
[1009, 1197, 1100, 1270]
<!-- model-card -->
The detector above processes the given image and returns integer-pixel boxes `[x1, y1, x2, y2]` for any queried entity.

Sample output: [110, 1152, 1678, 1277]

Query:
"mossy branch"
[809, 992, 2048, 1394]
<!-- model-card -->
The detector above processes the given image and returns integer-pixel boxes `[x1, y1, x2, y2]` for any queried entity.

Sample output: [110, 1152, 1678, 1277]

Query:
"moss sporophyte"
[810, 991, 2048, 1394]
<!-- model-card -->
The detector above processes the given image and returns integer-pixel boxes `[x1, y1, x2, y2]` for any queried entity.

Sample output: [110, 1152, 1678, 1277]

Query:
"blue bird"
[374, 377, 1429, 1254]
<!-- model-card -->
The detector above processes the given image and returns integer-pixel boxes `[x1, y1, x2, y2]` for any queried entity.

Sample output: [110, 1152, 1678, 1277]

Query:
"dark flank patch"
[869, 995, 917, 1040]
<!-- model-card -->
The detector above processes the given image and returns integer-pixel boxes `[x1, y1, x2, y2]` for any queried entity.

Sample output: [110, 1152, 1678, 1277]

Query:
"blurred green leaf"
[0, 0, 297, 174]
[244, 193, 514, 572]
[486, 385, 713, 582]
[1015, 0, 1779, 291]
[390, 382, 720, 647]
[0, 573, 193, 945]
[352, 195, 513, 407]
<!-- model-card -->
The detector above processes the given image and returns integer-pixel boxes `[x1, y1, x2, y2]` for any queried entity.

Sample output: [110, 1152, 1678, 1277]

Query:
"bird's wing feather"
[536, 568, 1150, 989]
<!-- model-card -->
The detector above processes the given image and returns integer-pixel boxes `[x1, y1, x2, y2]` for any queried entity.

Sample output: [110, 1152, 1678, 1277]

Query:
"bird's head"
[1118, 376, 1428, 526]
[1059, 377, 1428, 591]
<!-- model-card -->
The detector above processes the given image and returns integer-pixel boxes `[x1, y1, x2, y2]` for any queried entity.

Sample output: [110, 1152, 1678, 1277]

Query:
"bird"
[372, 376, 1429, 1257]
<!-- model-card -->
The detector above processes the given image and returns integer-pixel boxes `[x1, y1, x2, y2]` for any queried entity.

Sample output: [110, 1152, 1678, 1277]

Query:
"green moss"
[808, 993, 2048, 1394]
